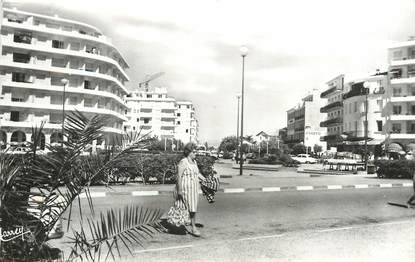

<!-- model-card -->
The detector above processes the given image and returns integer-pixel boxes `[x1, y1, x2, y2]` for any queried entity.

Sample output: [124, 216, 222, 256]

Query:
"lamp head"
[240, 46, 249, 57]
[61, 78, 69, 85]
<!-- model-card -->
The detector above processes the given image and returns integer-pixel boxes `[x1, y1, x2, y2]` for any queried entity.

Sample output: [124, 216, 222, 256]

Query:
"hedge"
[374, 160, 415, 179]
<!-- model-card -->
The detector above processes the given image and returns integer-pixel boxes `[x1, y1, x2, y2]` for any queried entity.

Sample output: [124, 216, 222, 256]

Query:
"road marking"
[224, 188, 245, 193]
[79, 192, 106, 198]
[319, 226, 354, 232]
[262, 187, 281, 192]
[327, 185, 342, 190]
[134, 244, 193, 254]
[296, 186, 313, 191]
[380, 183, 393, 188]
[238, 233, 285, 241]
[355, 184, 369, 189]
[132, 191, 159, 196]
[403, 182, 413, 187]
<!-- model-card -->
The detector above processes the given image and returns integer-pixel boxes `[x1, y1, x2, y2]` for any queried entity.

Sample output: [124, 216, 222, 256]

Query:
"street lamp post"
[363, 82, 370, 170]
[61, 78, 68, 146]
[236, 94, 241, 164]
[239, 46, 248, 176]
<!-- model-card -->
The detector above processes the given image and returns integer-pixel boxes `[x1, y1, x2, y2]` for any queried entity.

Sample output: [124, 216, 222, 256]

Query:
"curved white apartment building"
[387, 38, 415, 149]
[0, 7, 129, 149]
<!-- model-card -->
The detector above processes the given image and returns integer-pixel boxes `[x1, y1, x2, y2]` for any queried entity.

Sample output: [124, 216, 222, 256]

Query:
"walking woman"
[169, 143, 206, 237]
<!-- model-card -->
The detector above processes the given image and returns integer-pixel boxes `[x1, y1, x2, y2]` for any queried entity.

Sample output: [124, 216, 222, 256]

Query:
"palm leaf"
[67, 206, 163, 261]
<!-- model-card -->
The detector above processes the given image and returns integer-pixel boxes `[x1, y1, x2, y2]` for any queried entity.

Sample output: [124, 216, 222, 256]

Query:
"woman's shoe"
[189, 228, 201, 237]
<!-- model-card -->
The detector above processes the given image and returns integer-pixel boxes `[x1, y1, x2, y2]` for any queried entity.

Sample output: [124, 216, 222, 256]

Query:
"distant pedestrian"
[407, 171, 415, 208]
[167, 142, 206, 237]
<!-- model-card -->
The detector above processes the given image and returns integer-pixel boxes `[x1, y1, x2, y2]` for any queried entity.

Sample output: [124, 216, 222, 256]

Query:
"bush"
[248, 155, 282, 165]
[222, 151, 233, 159]
[374, 160, 415, 179]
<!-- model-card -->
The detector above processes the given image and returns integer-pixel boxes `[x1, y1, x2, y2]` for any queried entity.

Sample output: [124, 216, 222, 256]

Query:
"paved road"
[53, 186, 415, 261]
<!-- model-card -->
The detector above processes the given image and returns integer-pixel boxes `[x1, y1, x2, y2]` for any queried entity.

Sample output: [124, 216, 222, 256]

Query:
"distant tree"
[313, 144, 323, 153]
[218, 136, 238, 152]
[292, 143, 306, 155]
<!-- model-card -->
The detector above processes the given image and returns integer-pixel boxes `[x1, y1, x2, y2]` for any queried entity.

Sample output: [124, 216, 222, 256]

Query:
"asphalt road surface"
[54, 187, 415, 261]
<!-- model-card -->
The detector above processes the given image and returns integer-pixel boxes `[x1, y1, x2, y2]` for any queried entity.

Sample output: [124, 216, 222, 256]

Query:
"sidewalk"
[82, 161, 414, 198]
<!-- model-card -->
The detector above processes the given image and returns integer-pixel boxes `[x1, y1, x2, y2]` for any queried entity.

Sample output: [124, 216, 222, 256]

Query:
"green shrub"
[374, 160, 415, 179]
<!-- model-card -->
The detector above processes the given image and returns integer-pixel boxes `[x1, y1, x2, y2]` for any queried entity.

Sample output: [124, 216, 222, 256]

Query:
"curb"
[79, 182, 413, 198]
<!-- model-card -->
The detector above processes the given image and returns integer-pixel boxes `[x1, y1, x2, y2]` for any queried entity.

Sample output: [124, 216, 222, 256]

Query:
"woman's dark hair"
[183, 142, 197, 157]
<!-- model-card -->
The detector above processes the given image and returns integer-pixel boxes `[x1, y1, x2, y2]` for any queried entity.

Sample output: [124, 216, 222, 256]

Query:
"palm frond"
[68, 206, 163, 261]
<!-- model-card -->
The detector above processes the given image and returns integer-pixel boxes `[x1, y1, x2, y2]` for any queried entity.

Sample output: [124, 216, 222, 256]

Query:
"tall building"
[124, 87, 176, 139]
[320, 75, 344, 150]
[176, 101, 198, 144]
[124, 88, 199, 144]
[286, 89, 326, 152]
[386, 38, 415, 152]
[342, 72, 387, 151]
[0, 7, 129, 149]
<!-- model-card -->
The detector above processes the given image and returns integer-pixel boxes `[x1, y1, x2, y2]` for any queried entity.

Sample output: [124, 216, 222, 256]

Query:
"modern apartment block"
[0, 7, 129, 149]
[386, 38, 415, 151]
[176, 101, 198, 144]
[286, 89, 326, 152]
[124, 88, 199, 144]
[342, 72, 387, 149]
[320, 75, 344, 150]
[124, 87, 176, 139]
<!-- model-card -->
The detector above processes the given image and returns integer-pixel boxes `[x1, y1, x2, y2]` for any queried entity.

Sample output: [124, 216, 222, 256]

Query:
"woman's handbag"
[167, 200, 190, 227]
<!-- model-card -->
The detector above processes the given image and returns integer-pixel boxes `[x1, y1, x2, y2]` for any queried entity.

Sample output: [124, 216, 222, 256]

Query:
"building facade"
[386, 38, 415, 152]
[0, 7, 130, 149]
[342, 73, 387, 150]
[124, 88, 199, 144]
[320, 75, 344, 150]
[176, 101, 198, 144]
[124, 87, 176, 139]
[286, 89, 326, 152]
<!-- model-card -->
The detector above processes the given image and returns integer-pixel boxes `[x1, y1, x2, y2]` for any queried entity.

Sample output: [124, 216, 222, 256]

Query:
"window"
[177, 113, 181, 117]
[392, 123, 401, 133]
[158, 94, 162, 98]
[13, 32, 32, 44]
[393, 105, 402, 115]
[177, 121, 181, 125]
[143, 118, 150, 124]
[147, 94, 152, 98]
[393, 88, 402, 97]
[354, 121, 358, 132]
[13, 53, 30, 63]
[354, 102, 357, 112]
[12, 72, 26, 82]
[37, 55, 46, 61]
[377, 120, 383, 131]
[84, 80, 91, 89]
[186, 129, 189, 133]
[84, 98, 93, 107]
[136, 118, 139, 122]
[10, 111, 19, 122]
[52, 40, 64, 49]
[69, 97, 78, 105]
[187, 105, 190, 109]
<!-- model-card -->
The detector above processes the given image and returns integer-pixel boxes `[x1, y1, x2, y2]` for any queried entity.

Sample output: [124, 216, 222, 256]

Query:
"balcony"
[390, 95, 415, 103]
[320, 117, 342, 127]
[390, 114, 415, 121]
[389, 133, 415, 139]
[343, 83, 368, 100]
[320, 101, 343, 113]
[321, 86, 341, 98]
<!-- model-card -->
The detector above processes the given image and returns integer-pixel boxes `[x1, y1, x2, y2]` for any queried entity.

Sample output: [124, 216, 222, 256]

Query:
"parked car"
[291, 154, 317, 164]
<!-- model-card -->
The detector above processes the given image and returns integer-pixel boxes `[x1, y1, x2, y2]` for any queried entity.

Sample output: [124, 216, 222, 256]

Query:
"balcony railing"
[343, 86, 368, 100]
[321, 86, 341, 98]
[320, 101, 343, 113]
[320, 117, 343, 127]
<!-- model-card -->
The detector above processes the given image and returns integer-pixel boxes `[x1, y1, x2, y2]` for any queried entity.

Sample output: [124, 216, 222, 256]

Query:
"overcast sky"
[4, 0, 415, 145]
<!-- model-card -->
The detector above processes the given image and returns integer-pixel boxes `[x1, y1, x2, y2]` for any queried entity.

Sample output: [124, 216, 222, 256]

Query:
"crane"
[138, 72, 165, 91]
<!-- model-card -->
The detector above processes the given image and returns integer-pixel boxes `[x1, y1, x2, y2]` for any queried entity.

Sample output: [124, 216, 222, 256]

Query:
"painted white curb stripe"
[403, 182, 413, 187]
[380, 183, 393, 188]
[327, 185, 342, 190]
[134, 244, 194, 254]
[262, 187, 281, 192]
[132, 191, 159, 196]
[355, 184, 369, 189]
[296, 186, 313, 191]
[224, 188, 245, 193]
[79, 192, 106, 198]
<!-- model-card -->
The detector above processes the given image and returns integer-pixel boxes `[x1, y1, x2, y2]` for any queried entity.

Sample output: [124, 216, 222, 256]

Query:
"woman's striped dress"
[173, 158, 200, 213]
